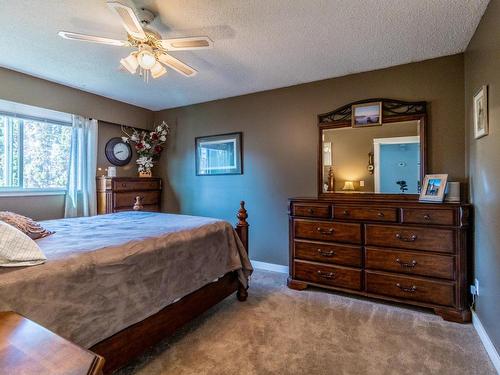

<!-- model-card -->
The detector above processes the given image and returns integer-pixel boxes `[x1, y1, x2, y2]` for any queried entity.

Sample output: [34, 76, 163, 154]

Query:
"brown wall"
[155, 54, 465, 266]
[465, 0, 500, 352]
[0, 68, 154, 220]
[97, 121, 141, 178]
[0, 67, 154, 129]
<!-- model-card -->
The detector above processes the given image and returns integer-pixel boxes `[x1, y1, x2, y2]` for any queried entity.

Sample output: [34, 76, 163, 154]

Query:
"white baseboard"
[250, 260, 288, 274]
[472, 310, 500, 374]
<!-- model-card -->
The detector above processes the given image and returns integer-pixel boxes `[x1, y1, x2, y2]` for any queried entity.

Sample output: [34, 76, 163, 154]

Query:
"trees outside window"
[0, 115, 71, 190]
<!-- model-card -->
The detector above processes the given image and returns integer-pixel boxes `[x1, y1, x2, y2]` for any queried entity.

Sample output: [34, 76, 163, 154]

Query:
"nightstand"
[0, 311, 105, 375]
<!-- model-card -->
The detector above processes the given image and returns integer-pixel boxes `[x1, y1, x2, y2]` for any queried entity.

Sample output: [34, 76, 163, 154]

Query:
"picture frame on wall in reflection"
[352, 102, 382, 128]
[195, 132, 243, 176]
[419, 174, 448, 202]
[473, 85, 488, 139]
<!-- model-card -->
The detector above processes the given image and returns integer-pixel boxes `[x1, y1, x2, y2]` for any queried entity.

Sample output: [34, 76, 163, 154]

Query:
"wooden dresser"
[288, 197, 472, 322]
[97, 177, 162, 214]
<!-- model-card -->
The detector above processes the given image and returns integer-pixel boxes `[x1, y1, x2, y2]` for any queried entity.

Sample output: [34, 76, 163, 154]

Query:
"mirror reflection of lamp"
[327, 167, 335, 192]
[342, 181, 355, 191]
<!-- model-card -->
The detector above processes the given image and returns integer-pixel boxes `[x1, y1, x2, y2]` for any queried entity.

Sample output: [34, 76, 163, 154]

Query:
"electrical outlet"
[360, 181, 365, 187]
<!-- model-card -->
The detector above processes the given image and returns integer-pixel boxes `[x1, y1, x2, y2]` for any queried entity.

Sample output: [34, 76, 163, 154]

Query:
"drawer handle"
[342, 210, 350, 216]
[317, 227, 334, 235]
[396, 283, 417, 293]
[317, 249, 336, 257]
[395, 233, 417, 242]
[307, 208, 314, 214]
[423, 214, 431, 221]
[122, 183, 127, 187]
[317, 270, 335, 280]
[396, 258, 417, 268]
[377, 212, 385, 217]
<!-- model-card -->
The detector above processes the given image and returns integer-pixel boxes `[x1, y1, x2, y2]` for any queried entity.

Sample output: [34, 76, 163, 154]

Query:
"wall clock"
[105, 137, 132, 166]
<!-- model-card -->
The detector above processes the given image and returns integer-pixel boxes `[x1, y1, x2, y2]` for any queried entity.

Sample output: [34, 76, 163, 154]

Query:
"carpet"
[116, 269, 496, 375]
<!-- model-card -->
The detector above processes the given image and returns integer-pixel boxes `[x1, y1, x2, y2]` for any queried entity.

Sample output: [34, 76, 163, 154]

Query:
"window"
[0, 113, 72, 192]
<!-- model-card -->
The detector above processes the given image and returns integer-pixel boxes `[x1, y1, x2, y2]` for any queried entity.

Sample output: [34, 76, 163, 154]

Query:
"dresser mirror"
[318, 99, 427, 198]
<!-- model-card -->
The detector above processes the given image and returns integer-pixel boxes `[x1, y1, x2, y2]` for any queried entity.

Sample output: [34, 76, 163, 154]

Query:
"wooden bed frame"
[90, 201, 250, 374]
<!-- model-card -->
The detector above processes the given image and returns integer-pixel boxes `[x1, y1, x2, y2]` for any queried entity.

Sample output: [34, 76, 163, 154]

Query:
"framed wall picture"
[419, 174, 448, 202]
[352, 102, 382, 127]
[473, 85, 489, 139]
[195, 132, 243, 175]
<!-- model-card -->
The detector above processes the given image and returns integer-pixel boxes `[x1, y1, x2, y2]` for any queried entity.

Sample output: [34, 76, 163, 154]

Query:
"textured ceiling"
[0, 0, 489, 110]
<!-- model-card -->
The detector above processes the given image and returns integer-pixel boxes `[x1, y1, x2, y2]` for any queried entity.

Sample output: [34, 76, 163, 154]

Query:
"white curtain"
[64, 116, 98, 218]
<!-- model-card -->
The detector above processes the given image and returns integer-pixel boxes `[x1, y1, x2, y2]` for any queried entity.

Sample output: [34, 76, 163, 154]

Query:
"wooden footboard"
[91, 201, 250, 374]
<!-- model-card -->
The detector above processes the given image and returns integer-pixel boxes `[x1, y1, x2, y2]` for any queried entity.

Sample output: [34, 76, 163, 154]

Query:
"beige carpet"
[116, 269, 495, 375]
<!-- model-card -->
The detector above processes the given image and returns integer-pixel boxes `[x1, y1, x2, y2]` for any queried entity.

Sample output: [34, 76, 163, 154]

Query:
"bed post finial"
[235, 201, 249, 302]
[237, 201, 248, 224]
[235, 201, 249, 255]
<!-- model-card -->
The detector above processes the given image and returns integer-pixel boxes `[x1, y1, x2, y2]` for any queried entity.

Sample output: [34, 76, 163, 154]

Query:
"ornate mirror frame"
[317, 98, 427, 200]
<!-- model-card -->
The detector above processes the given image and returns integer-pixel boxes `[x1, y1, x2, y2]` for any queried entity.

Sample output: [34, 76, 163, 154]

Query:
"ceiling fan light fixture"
[59, 3, 211, 82]
[120, 53, 138, 74]
[150, 62, 167, 79]
[137, 45, 156, 69]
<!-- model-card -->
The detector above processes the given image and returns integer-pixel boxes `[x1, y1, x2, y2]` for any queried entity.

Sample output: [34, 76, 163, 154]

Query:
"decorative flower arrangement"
[121, 121, 170, 176]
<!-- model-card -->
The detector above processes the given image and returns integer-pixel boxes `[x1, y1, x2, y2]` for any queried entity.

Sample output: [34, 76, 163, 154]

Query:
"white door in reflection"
[373, 136, 420, 194]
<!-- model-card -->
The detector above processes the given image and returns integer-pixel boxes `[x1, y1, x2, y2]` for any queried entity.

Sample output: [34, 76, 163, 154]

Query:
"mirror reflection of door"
[373, 136, 420, 194]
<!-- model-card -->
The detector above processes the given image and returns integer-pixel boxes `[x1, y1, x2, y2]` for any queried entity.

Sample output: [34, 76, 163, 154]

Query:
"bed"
[0, 202, 252, 373]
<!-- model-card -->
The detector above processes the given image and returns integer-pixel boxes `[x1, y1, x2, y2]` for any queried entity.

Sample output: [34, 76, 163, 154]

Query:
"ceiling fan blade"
[160, 36, 213, 51]
[107, 1, 146, 41]
[58, 31, 129, 46]
[158, 53, 197, 77]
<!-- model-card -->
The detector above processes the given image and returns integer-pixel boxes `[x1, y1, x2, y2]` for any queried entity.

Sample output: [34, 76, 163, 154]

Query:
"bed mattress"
[0, 211, 252, 348]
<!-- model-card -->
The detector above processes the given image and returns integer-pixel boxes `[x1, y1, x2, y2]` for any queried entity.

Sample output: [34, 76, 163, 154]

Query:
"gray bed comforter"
[0, 211, 252, 348]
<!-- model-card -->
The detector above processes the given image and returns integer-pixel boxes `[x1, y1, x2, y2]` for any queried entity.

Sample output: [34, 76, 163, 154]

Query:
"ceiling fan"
[58, 0, 213, 81]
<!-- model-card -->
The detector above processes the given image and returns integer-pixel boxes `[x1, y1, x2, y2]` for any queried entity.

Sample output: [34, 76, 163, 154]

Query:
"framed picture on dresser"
[195, 132, 243, 175]
[419, 174, 448, 202]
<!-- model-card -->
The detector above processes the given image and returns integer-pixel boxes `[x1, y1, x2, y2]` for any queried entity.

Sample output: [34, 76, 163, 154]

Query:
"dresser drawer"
[294, 240, 362, 267]
[365, 224, 455, 253]
[292, 203, 331, 218]
[401, 208, 456, 226]
[114, 191, 160, 209]
[294, 220, 361, 244]
[333, 206, 397, 222]
[115, 205, 160, 213]
[365, 271, 455, 307]
[113, 179, 161, 192]
[365, 247, 455, 280]
[294, 261, 362, 290]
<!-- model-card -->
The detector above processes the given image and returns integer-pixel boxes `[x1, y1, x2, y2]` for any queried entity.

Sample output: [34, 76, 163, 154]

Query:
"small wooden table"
[0, 311, 104, 375]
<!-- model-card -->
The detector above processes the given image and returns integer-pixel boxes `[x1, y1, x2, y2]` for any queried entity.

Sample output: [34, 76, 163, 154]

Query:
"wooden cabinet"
[288, 197, 472, 323]
[97, 177, 162, 214]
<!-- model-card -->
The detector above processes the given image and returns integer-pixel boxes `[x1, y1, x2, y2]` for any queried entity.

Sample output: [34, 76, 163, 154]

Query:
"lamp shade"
[137, 46, 156, 69]
[150, 61, 167, 79]
[120, 53, 138, 74]
[342, 181, 355, 191]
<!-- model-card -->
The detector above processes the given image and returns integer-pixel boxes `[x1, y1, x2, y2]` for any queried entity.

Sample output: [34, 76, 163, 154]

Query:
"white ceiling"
[0, 0, 489, 111]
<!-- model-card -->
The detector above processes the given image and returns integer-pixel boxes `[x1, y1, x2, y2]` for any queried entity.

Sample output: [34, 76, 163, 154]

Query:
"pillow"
[0, 221, 47, 267]
[0, 211, 54, 240]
